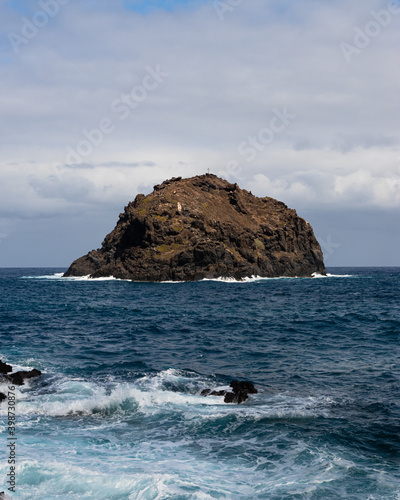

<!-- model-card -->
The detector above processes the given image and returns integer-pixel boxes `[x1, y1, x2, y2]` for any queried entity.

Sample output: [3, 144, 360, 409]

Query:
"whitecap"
[202, 275, 297, 283]
[22, 273, 132, 281]
[312, 272, 353, 278]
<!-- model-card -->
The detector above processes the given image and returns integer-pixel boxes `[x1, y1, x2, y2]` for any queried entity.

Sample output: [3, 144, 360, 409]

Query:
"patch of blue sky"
[266, 0, 317, 25]
[270, 2, 293, 18]
[0, 56, 13, 65]
[4, 0, 36, 16]
[122, 0, 207, 15]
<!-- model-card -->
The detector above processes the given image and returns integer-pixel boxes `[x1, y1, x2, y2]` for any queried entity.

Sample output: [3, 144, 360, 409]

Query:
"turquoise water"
[0, 268, 399, 499]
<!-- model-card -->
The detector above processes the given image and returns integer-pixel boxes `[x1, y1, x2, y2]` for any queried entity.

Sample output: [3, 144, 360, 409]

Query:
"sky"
[0, 0, 399, 267]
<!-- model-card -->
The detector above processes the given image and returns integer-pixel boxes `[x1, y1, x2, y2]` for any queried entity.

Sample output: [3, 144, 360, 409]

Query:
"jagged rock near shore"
[64, 174, 325, 281]
[0, 360, 42, 403]
[0, 360, 12, 374]
[201, 380, 258, 404]
[6, 369, 42, 386]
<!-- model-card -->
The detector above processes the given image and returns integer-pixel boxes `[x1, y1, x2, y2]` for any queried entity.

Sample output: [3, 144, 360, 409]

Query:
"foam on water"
[1, 374, 221, 419]
[0, 428, 379, 499]
[0, 432, 347, 499]
[3, 452, 394, 500]
[0, 459, 253, 499]
[22, 272, 353, 283]
[22, 273, 130, 281]
[312, 272, 353, 278]
[1, 368, 335, 424]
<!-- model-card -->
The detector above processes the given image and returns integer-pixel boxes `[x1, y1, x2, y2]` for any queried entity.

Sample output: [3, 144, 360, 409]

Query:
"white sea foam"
[1, 371, 227, 419]
[22, 272, 353, 283]
[202, 275, 299, 283]
[2, 367, 335, 423]
[23, 273, 132, 281]
[135, 367, 205, 392]
[1, 458, 257, 499]
[204, 272, 354, 282]
[5, 380, 133, 417]
[66, 275, 129, 281]
[1, 433, 354, 499]
[10, 384, 224, 419]
[312, 272, 353, 278]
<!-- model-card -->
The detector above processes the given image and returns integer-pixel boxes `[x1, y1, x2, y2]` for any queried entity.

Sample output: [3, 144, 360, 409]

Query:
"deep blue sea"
[0, 267, 399, 499]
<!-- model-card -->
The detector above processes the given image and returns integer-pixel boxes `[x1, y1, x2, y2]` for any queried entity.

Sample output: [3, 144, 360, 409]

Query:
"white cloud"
[334, 169, 400, 208]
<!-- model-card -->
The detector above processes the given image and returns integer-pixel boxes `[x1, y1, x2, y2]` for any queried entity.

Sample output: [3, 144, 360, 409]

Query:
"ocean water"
[0, 267, 399, 499]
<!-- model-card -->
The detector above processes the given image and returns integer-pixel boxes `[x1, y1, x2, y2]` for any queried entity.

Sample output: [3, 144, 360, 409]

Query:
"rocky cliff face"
[64, 174, 326, 281]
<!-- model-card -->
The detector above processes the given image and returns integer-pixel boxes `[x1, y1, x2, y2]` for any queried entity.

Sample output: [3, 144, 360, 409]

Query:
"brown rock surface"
[64, 174, 326, 281]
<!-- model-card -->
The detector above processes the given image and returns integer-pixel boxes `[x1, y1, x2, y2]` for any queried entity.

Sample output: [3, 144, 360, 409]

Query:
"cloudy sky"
[0, 0, 399, 267]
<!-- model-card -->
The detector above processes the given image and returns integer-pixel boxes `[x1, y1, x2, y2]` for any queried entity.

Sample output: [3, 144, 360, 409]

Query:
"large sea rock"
[64, 174, 325, 281]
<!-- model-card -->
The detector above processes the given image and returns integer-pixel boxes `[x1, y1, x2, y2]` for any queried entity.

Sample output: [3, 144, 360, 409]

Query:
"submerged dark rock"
[0, 360, 42, 402]
[0, 360, 12, 374]
[201, 379, 258, 404]
[64, 174, 326, 281]
[6, 369, 42, 386]
[224, 380, 258, 404]
[200, 389, 227, 397]
[230, 380, 258, 394]
[224, 391, 249, 404]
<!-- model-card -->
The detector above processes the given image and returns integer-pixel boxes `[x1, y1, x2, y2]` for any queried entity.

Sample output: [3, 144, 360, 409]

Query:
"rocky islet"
[64, 174, 326, 281]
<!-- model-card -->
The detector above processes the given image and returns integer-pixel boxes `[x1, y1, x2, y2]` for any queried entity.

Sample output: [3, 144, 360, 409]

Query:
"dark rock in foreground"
[0, 360, 12, 374]
[6, 369, 42, 386]
[0, 393, 6, 403]
[64, 174, 326, 281]
[201, 380, 258, 404]
[230, 380, 258, 394]
[0, 360, 42, 393]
